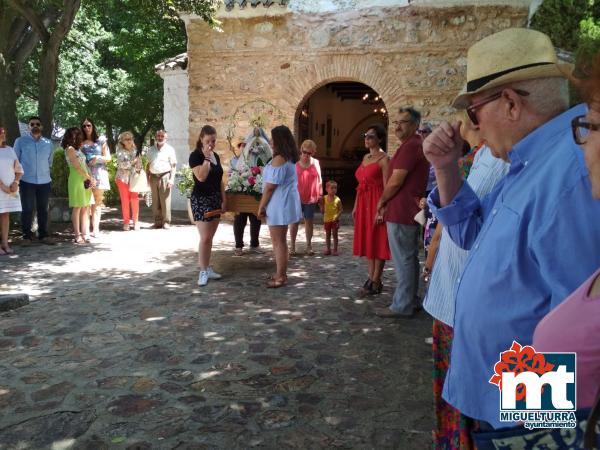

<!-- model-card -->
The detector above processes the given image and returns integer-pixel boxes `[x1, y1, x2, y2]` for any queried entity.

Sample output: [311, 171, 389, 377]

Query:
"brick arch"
[277, 55, 406, 148]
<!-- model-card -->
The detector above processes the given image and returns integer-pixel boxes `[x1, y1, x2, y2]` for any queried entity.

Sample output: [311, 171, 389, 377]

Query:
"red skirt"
[352, 184, 390, 260]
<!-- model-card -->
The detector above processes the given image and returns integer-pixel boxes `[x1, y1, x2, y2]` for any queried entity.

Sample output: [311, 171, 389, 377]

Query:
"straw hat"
[452, 28, 573, 109]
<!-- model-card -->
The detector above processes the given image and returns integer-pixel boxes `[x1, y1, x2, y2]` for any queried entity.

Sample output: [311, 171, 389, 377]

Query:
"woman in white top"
[0, 126, 23, 254]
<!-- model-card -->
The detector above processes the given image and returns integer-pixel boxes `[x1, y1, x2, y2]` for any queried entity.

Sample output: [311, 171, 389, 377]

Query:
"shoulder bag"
[129, 168, 149, 193]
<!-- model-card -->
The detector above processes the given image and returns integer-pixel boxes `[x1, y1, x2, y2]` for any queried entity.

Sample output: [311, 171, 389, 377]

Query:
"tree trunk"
[38, 42, 60, 138]
[0, 6, 42, 145]
[133, 130, 144, 152]
[0, 65, 20, 146]
[105, 121, 115, 153]
[36, 0, 81, 138]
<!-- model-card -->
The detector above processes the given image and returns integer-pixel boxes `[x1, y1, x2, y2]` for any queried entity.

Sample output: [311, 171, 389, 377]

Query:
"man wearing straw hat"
[424, 28, 600, 429]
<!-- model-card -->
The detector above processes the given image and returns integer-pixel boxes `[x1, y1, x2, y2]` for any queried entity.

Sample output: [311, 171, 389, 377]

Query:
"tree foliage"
[4, 0, 218, 146]
[531, 0, 600, 69]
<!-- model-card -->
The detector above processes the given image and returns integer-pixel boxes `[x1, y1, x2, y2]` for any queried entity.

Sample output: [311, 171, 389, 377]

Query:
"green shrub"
[103, 156, 119, 206]
[51, 148, 69, 197]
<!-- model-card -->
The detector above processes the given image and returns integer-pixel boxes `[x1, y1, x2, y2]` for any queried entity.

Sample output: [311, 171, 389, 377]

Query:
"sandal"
[306, 248, 315, 256]
[233, 248, 243, 257]
[2, 245, 14, 254]
[0, 247, 6, 256]
[267, 277, 287, 288]
[289, 250, 297, 257]
[73, 235, 85, 245]
[367, 281, 383, 296]
[358, 279, 372, 297]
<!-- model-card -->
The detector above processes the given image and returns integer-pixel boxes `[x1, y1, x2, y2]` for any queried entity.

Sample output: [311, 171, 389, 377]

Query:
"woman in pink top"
[534, 55, 600, 413]
[289, 139, 322, 256]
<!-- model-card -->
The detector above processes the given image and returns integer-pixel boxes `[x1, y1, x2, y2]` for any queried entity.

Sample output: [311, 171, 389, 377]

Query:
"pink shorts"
[324, 220, 339, 232]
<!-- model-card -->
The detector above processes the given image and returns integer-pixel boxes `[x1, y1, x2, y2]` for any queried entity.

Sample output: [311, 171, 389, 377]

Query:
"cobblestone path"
[0, 212, 433, 449]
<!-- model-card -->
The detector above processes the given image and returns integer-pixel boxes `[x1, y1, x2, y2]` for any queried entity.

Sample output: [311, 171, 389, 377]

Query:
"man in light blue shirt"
[425, 28, 600, 428]
[13, 116, 54, 242]
[424, 144, 509, 326]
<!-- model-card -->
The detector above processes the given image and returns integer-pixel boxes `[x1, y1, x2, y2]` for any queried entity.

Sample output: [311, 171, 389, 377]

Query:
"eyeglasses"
[363, 133, 377, 139]
[29, 122, 41, 127]
[572, 115, 599, 145]
[466, 89, 530, 126]
[301, 150, 312, 155]
[82, 124, 92, 128]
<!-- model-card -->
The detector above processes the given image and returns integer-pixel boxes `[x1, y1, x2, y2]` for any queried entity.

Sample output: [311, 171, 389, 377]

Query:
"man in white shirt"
[146, 130, 177, 229]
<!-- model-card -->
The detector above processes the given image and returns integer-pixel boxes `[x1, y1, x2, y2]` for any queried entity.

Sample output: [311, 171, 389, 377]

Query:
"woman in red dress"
[352, 124, 391, 296]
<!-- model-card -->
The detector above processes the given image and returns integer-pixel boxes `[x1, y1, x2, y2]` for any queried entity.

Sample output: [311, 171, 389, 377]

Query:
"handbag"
[129, 168, 149, 193]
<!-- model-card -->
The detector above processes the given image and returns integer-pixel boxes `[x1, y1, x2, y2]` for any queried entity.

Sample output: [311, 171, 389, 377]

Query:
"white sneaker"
[207, 266, 222, 280]
[198, 270, 209, 286]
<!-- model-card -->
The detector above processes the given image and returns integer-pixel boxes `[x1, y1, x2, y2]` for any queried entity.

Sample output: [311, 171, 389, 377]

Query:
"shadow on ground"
[0, 209, 433, 449]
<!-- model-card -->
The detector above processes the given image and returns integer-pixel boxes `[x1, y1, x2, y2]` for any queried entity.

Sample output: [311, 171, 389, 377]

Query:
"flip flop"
[2, 246, 14, 254]
[267, 278, 287, 288]
[0, 248, 6, 256]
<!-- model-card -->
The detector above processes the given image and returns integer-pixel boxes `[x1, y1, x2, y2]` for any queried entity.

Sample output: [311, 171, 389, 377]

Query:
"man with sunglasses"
[13, 116, 54, 243]
[423, 28, 600, 430]
[374, 107, 429, 318]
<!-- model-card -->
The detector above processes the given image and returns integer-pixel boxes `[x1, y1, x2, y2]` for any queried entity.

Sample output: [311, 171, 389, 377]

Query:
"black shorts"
[191, 191, 222, 222]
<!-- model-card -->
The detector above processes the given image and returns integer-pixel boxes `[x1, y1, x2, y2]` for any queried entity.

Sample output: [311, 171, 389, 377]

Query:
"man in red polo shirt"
[375, 107, 430, 318]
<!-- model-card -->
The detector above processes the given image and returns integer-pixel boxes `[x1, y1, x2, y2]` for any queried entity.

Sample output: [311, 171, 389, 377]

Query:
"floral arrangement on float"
[226, 161, 264, 200]
[225, 124, 273, 213]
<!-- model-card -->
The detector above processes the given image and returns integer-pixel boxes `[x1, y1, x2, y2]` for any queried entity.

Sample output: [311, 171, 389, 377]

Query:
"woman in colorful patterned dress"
[115, 131, 142, 231]
[80, 118, 110, 237]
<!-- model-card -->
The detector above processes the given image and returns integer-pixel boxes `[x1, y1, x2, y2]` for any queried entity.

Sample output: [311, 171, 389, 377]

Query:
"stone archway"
[277, 54, 407, 150]
[292, 77, 390, 200]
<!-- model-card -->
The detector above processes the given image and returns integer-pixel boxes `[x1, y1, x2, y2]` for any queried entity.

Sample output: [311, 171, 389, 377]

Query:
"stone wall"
[185, 4, 528, 164]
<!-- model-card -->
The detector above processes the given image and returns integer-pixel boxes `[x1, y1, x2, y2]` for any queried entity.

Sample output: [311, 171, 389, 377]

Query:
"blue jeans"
[386, 222, 420, 315]
[20, 181, 51, 239]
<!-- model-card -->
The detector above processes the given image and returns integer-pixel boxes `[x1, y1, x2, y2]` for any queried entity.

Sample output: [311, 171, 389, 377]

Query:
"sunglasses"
[29, 122, 41, 127]
[363, 133, 377, 139]
[571, 115, 599, 145]
[466, 89, 530, 126]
